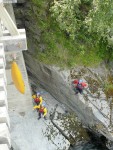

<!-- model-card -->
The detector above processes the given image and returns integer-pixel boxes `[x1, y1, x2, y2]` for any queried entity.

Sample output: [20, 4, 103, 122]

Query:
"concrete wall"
[0, 44, 10, 150]
[0, 2, 32, 150]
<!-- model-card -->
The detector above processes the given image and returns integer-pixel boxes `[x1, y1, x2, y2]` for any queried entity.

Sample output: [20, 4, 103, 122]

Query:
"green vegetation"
[25, 0, 113, 67]
[104, 75, 113, 99]
[104, 83, 113, 99]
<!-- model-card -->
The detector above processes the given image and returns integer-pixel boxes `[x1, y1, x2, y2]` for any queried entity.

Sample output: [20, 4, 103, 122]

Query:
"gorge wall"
[24, 52, 101, 129]
[24, 51, 113, 145]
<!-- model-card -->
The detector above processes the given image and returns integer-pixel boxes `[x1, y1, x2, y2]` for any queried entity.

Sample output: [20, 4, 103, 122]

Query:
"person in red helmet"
[72, 79, 88, 94]
[32, 93, 43, 105]
[33, 102, 47, 120]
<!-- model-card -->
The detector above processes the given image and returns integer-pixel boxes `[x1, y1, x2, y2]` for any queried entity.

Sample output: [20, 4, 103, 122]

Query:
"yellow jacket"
[39, 96, 43, 105]
[32, 94, 36, 99]
[32, 95, 43, 105]
[33, 105, 47, 117]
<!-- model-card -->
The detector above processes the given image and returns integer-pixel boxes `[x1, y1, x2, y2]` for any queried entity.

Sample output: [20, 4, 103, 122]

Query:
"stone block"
[0, 107, 10, 127]
[0, 91, 8, 109]
[0, 144, 9, 150]
[0, 123, 11, 148]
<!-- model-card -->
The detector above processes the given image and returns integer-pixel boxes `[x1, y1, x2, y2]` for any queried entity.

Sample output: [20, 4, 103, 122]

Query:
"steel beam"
[0, 3, 19, 35]
[0, 29, 27, 51]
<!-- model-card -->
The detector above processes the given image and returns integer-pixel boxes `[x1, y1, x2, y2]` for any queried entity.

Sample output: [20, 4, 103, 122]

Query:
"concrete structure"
[0, 107, 10, 127]
[0, 123, 11, 148]
[0, 1, 31, 149]
[0, 91, 7, 108]
[6, 52, 32, 113]
[0, 29, 27, 51]
[0, 144, 9, 150]
[0, 36, 10, 150]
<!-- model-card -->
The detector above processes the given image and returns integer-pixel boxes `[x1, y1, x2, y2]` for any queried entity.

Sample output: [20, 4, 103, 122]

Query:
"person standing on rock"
[33, 102, 47, 120]
[72, 79, 88, 94]
[32, 92, 43, 105]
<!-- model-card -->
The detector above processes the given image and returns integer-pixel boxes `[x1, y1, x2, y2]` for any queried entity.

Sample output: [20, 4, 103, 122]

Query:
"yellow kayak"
[11, 61, 25, 94]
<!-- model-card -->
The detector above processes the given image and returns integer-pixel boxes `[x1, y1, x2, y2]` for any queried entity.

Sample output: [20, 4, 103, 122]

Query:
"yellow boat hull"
[11, 61, 25, 94]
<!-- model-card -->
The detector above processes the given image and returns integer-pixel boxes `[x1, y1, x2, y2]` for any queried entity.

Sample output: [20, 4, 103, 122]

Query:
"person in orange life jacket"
[72, 79, 88, 94]
[33, 102, 47, 120]
[32, 93, 43, 105]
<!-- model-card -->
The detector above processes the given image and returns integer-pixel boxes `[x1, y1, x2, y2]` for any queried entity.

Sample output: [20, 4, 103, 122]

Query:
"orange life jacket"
[39, 107, 44, 113]
[34, 97, 40, 103]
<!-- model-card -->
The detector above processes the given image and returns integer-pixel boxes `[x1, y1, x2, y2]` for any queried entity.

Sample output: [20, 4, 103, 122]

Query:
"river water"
[71, 142, 109, 150]
[70, 133, 110, 150]
[69, 125, 110, 150]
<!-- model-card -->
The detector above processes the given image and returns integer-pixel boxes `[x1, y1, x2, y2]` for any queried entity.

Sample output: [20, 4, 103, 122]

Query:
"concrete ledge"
[0, 107, 10, 127]
[0, 123, 11, 148]
[0, 144, 9, 150]
[0, 29, 27, 51]
[0, 91, 8, 109]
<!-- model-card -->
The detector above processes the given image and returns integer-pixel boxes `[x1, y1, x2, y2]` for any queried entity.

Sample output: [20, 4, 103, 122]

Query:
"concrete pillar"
[0, 144, 9, 150]
[0, 106, 10, 127]
[0, 123, 11, 148]
[0, 58, 5, 69]
[0, 68, 7, 85]
[0, 19, 3, 36]
[0, 43, 6, 67]
[0, 3, 19, 36]
[0, 78, 7, 95]
[0, 91, 8, 109]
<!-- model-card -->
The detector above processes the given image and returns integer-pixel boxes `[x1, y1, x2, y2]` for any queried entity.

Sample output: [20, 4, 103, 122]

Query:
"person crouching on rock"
[33, 102, 47, 120]
[72, 79, 88, 94]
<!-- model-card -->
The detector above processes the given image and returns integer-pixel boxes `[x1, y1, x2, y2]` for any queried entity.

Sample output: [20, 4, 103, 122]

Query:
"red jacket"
[73, 79, 79, 84]
[34, 98, 40, 103]
[73, 80, 87, 88]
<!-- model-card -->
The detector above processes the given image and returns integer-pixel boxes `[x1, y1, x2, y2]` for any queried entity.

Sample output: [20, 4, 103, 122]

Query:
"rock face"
[24, 52, 113, 141]
[25, 53, 89, 123]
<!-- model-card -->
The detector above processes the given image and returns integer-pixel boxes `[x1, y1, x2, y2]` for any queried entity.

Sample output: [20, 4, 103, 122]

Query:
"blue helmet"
[79, 79, 83, 84]
[37, 92, 41, 96]
[42, 101, 46, 107]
